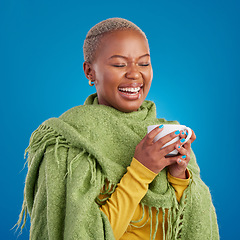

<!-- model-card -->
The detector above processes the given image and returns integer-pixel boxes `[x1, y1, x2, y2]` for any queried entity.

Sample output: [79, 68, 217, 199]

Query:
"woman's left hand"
[168, 130, 196, 179]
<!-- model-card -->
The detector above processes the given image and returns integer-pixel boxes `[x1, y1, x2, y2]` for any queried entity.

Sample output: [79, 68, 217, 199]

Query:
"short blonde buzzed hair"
[83, 17, 147, 63]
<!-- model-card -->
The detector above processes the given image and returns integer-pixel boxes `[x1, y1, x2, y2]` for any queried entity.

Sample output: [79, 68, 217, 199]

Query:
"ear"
[83, 61, 95, 82]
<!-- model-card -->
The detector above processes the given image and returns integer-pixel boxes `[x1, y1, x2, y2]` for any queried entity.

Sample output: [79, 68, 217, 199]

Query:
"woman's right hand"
[134, 125, 182, 174]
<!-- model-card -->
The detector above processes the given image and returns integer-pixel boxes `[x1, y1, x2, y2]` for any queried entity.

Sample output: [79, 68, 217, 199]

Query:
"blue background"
[1, 0, 239, 239]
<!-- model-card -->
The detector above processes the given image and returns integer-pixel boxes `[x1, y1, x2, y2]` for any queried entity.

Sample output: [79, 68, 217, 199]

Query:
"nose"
[125, 63, 141, 80]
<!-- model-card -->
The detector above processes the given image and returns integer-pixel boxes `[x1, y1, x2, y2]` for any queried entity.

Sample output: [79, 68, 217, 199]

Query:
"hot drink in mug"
[147, 124, 192, 156]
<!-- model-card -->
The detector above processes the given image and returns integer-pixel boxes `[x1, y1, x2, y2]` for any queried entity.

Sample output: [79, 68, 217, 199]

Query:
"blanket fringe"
[87, 154, 97, 185]
[95, 179, 117, 206]
[129, 204, 164, 240]
[128, 197, 188, 240]
[12, 197, 27, 235]
[25, 124, 68, 161]
[16, 124, 69, 235]
[153, 208, 160, 240]
[66, 150, 86, 179]
[130, 203, 149, 228]
[167, 207, 172, 239]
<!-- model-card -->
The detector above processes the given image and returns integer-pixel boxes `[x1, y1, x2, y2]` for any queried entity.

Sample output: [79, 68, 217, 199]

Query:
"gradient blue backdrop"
[1, 0, 239, 239]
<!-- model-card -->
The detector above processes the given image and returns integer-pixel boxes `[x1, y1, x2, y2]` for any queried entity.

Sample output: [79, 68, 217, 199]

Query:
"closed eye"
[138, 63, 150, 66]
[112, 64, 126, 67]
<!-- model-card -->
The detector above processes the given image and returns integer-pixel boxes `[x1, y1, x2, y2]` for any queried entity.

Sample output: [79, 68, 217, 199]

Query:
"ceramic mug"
[147, 124, 192, 156]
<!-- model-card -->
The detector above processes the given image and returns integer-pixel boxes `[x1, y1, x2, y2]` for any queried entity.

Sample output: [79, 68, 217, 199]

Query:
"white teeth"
[118, 87, 141, 93]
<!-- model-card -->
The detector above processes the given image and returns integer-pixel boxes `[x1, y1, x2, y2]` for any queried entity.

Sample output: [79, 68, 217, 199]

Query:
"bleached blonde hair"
[83, 17, 147, 63]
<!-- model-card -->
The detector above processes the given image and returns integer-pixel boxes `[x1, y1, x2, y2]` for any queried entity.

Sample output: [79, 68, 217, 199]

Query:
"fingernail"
[159, 125, 164, 129]
[179, 159, 182, 163]
[182, 155, 186, 159]
[178, 145, 181, 149]
[180, 138, 185, 143]
[175, 130, 180, 135]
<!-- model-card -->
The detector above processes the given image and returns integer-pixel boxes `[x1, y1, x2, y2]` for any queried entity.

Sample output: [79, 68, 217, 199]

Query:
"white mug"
[147, 124, 192, 156]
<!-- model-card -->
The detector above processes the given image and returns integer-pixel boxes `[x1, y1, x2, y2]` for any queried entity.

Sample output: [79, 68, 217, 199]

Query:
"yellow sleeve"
[100, 157, 157, 240]
[167, 169, 190, 202]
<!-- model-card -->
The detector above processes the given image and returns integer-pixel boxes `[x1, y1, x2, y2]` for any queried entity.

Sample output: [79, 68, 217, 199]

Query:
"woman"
[17, 18, 219, 239]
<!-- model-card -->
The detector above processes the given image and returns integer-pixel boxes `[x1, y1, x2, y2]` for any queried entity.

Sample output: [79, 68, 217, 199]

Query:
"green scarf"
[17, 93, 219, 239]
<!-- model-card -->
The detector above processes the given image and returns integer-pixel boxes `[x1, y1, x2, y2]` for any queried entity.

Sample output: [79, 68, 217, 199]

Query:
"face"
[85, 30, 153, 112]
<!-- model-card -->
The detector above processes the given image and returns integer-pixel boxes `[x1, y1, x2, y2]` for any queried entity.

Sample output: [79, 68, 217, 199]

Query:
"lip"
[118, 83, 143, 100]
[118, 83, 143, 88]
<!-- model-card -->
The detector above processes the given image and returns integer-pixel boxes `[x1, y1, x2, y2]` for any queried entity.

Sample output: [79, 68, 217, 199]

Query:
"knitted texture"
[17, 93, 219, 239]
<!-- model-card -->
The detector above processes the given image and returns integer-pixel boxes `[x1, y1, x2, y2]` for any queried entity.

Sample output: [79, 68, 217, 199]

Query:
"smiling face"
[84, 30, 153, 112]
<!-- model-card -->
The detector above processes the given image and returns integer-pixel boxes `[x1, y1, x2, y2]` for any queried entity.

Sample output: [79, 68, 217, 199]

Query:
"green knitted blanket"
[17, 93, 219, 239]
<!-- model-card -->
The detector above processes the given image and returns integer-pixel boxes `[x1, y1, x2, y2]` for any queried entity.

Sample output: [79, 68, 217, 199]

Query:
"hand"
[134, 125, 185, 174]
[168, 130, 196, 179]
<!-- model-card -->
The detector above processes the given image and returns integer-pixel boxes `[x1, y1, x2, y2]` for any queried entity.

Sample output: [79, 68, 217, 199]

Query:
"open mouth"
[118, 86, 141, 95]
[117, 84, 143, 100]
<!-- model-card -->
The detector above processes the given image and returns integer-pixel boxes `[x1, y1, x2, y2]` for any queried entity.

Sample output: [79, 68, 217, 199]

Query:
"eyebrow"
[108, 53, 150, 60]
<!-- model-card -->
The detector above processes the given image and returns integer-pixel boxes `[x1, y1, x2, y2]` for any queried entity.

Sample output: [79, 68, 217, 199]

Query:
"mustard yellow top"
[100, 158, 190, 240]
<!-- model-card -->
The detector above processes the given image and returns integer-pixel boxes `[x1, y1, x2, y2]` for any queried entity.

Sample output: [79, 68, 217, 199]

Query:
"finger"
[182, 140, 191, 151]
[145, 125, 164, 145]
[190, 130, 196, 143]
[179, 130, 187, 139]
[177, 157, 188, 167]
[175, 143, 188, 156]
[174, 136, 189, 152]
[175, 145, 191, 164]
[160, 137, 184, 156]
[182, 129, 196, 150]
[154, 129, 181, 149]
[185, 129, 196, 145]
[166, 155, 188, 168]
[164, 156, 180, 166]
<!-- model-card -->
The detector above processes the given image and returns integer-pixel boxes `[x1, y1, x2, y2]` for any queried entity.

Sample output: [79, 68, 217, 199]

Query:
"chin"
[115, 102, 143, 113]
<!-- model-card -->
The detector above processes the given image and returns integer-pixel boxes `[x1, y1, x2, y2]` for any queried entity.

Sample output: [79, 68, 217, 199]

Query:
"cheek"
[95, 69, 109, 85]
[98, 66, 120, 79]
[142, 69, 153, 94]
[143, 69, 153, 83]
[95, 71, 120, 93]
[102, 70, 125, 87]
